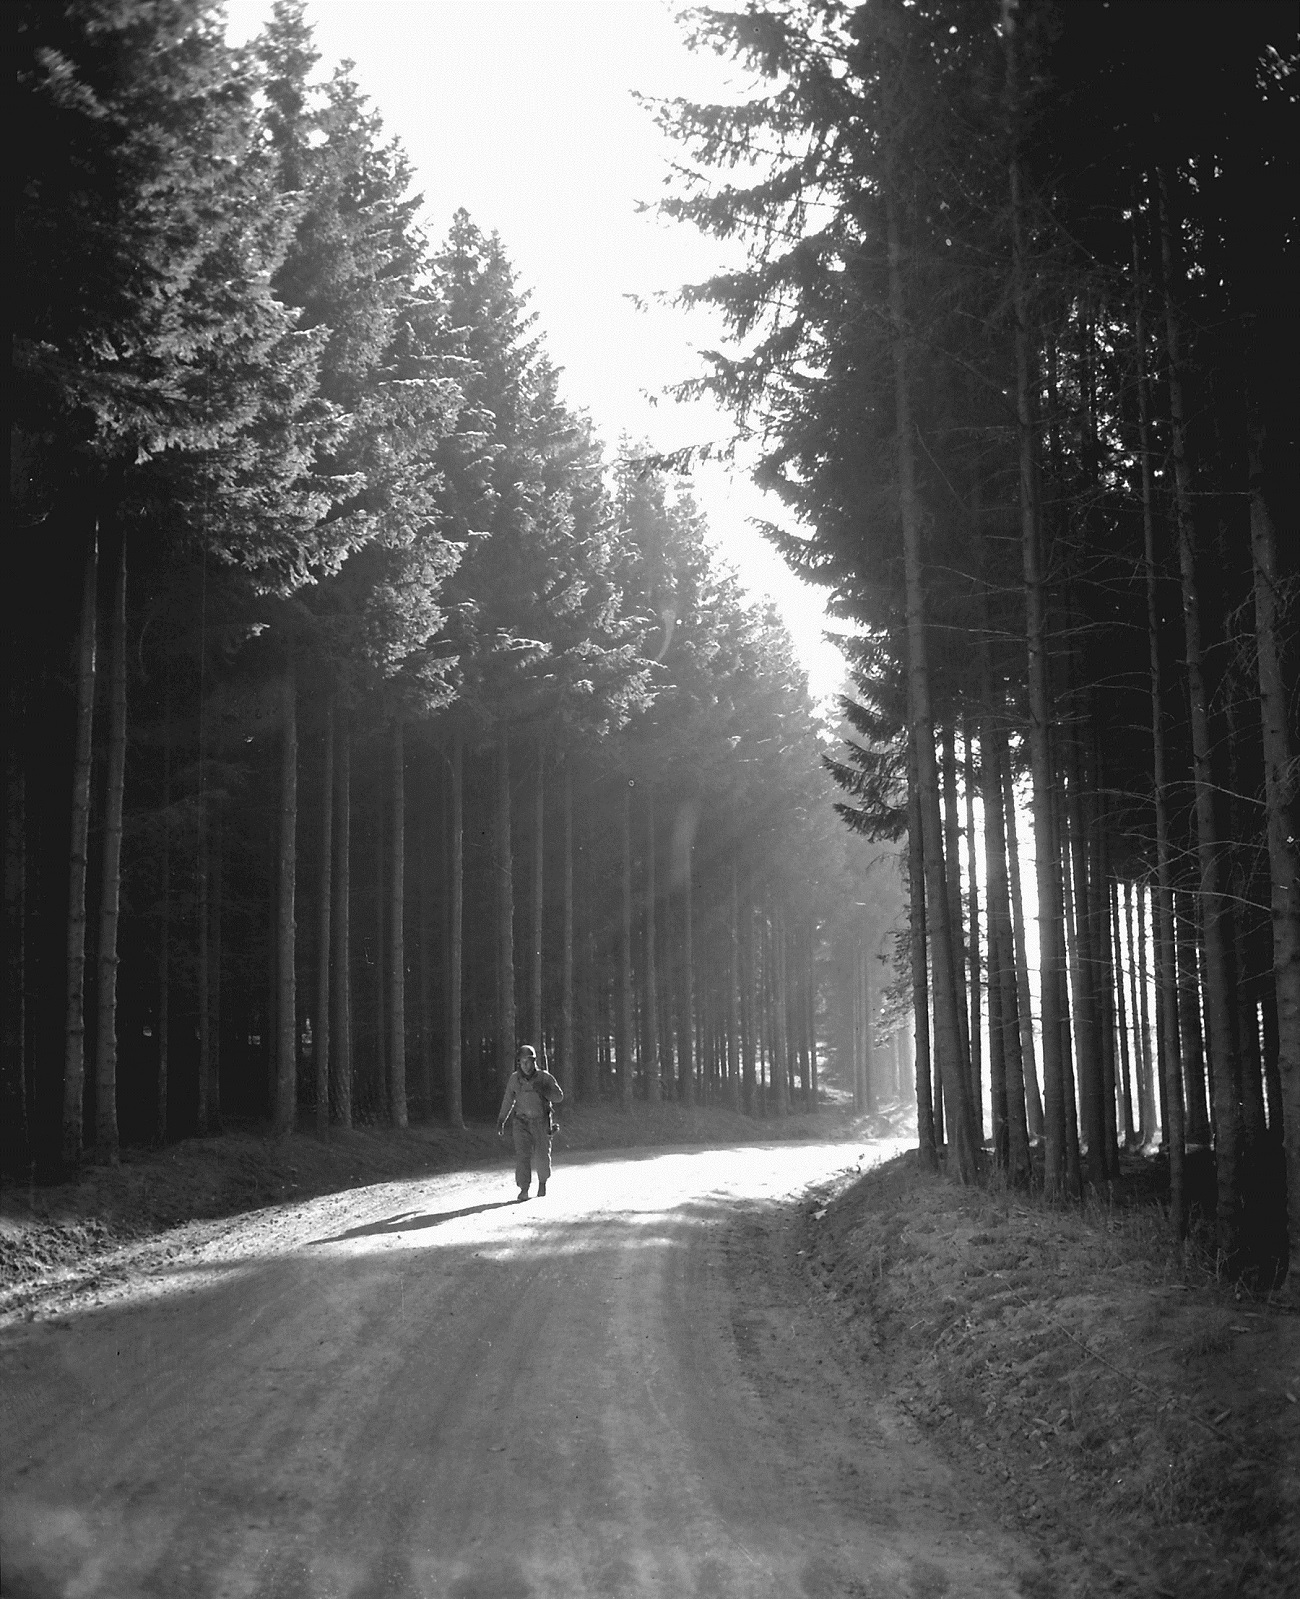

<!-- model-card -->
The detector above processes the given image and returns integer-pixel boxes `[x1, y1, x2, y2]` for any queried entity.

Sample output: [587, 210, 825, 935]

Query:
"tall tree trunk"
[389, 718, 407, 1128]
[62, 528, 98, 1168]
[1072, 311, 1120, 1176]
[1261, 988, 1281, 1136]
[985, 793, 1008, 1167]
[679, 836, 695, 1107]
[1129, 883, 1154, 1144]
[1006, 19, 1068, 1193]
[156, 691, 171, 1144]
[728, 862, 741, 1112]
[374, 755, 386, 1117]
[964, 717, 982, 1139]
[94, 535, 127, 1164]
[560, 759, 574, 1103]
[333, 715, 353, 1129]
[742, 884, 757, 1115]
[758, 909, 770, 1114]
[1134, 213, 1184, 1226]
[1160, 169, 1242, 1260]
[1065, 729, 1105, 1185]
[1061, 806, 1087, 1159]
[865, 938, 875, 1111]
[530, 741, 544, 1047]
[1094, 773, 1121, 1177]
[983, 723, 1030, 1184]
[807, 943, 819, 1109]
[1247, 418, 1300, 1284]
[1113, 882, 1135, 1145]
[1118, 883, 1138, 1149]
[495, 735, 515, 1088]
[274, 662, 297, 1136]
[1050, 750, 1083, 1196]
[1162, 933, 1193, 1216]
[802, 938, 813, 1109]
[1238, 980, 1266, 1152]
[860, 939, 870, 1113]
[909, 739, 938, 1171]
[3, 672, 28, 1166]
[1176, 891, 1211, 1142]
[417, 753, 434, 1116]
[1001, 746, 1044, 1137]
[445, 736, 465, 1126]
[619, 781, 633, 1108]
[582, 921, 599, 1102]
[197, 787, 211, 1137]
[860, 935, 873, 1114]
[759, 912, 771, 1113]
[266, 816, 277, 1118]
[773, 905, 791, 1115]
[802, 940, 812, 1106]
[1152, 882, 1173, 1142]
[1134, 883, 1159, 1145]
[208, 806, 223, 1131]
[887, 192, 977, 1181]
[852, 935, 863, 1113]
[644, 787, 660, 1103]
[941, 726, 972, 1078]
[1092, 872, 1121, 1170]
[315, 702, 334, 1135]
[1225, 685, 1267, 1152]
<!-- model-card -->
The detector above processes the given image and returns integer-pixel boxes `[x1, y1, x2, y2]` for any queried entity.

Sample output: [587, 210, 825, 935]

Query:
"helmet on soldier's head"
[518, 1044, 537, 1073]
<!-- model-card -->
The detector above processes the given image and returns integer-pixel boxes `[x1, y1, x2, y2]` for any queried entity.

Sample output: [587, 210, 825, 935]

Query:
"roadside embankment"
[797, 1150, 1300, 1599]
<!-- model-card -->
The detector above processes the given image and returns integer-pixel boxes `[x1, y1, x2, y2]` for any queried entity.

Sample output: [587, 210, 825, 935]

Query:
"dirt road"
[2, 1139, 1037, 1598]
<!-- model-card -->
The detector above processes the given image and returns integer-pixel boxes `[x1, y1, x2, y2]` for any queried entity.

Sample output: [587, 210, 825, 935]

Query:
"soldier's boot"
[538, 1180, 547, 1197]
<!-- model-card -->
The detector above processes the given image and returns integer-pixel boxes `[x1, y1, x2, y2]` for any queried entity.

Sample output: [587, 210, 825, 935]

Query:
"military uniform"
[498, 1058, 563, 1198]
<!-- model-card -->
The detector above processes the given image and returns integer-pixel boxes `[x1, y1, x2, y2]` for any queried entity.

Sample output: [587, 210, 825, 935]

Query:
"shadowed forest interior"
[6, 0, 1298, 1294]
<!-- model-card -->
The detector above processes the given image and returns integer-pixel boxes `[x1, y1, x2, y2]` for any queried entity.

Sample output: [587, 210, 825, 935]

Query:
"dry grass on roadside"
[799, 1151, 1300, 1599]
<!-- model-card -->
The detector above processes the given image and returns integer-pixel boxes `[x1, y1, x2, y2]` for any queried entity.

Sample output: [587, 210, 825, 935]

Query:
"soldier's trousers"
[512, 1114, 552, 1192]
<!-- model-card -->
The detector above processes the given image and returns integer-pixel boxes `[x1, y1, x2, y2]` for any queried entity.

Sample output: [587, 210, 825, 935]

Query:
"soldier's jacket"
[497, 1067, 563, 1128]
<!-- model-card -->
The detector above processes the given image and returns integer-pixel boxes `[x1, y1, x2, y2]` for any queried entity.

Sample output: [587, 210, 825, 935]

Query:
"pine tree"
[650, 0, 1297, 1261]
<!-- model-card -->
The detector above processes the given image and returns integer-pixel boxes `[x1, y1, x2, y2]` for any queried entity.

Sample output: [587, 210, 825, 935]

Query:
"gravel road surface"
[1, 1139, 1034, 1597]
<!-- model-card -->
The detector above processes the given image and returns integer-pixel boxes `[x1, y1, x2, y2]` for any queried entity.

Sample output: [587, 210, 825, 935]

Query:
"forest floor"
[796, 1146, 1300, 1598]
[0, 1098, 856, 1323]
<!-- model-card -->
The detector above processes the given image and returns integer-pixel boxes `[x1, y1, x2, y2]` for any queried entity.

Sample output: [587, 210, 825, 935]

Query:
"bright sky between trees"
[225, 0, 850, 706]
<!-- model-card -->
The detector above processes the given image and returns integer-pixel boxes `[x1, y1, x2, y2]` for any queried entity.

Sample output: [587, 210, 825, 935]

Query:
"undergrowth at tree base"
[799, 1148, 1300, 1599]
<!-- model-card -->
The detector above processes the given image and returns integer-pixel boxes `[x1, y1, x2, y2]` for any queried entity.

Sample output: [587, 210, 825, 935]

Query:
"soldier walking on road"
[497, 1044, 564, 1200]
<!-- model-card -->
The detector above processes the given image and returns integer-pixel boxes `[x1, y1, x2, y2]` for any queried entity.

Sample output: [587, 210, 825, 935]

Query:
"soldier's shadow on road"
[309, 1199, 519, 1246]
